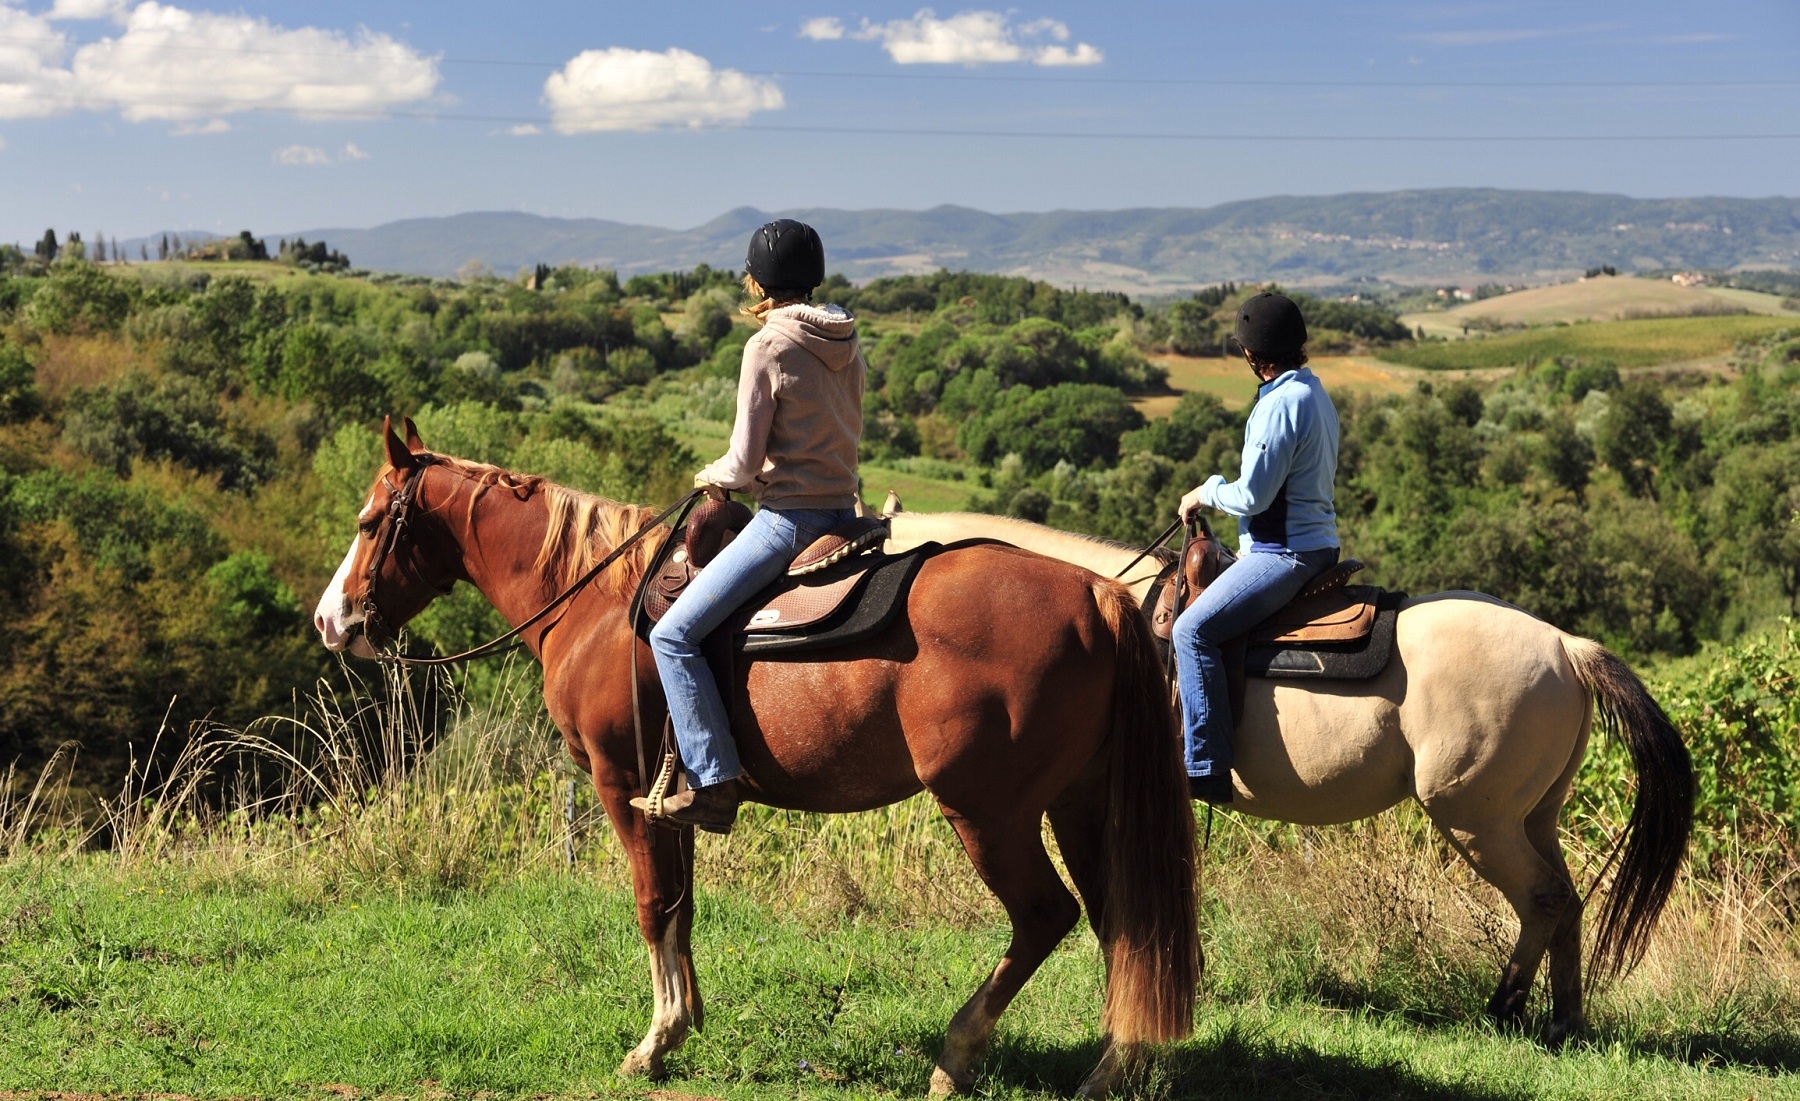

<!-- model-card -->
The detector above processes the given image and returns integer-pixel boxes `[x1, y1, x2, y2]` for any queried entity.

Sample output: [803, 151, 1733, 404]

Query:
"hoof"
[1485, 993, 1528, 1029]
[616, 1049, 666, 1080]
[1075, 1039, 1136, 1099]
[928, 1066, 971, 1097]
[1545, 1016, 1585, 1047]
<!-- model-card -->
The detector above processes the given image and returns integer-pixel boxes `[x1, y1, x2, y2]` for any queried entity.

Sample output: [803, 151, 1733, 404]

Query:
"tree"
[958, 383, 1144, 472]
[1167, 297, 1222, 356]
[1594, 382, 1672, 498]
[35, 228, 58, 262]
[0, 340, 43, 423]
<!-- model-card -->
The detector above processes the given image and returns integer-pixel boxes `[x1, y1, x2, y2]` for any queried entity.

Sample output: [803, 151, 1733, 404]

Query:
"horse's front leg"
[596, 781, 701, 1079]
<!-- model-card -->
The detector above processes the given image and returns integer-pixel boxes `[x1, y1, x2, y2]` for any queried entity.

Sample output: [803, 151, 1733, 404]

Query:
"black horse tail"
[1092, 577, 1200, 1044]
[1561, 634, 1695, 983]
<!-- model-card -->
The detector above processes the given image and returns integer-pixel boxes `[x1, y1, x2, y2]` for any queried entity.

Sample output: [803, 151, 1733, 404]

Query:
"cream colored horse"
[887, 509, 1693, 1038]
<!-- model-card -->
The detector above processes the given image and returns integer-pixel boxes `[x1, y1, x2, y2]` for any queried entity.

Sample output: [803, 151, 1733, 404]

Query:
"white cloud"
[0, 2, 438, 122]
[508, 123, 541, 136]
[543, 47, 783, 133]
[1408, 22, 1620, 46]
[1035, 42, 1101, 66]
[0, 6, 78, 118]
[275, 144, 330, 165]
[73, 3, 439, 121]
[275, 141, 369, 164]
[823, 8, 1102, 66]
[46, 0, 127, 22]
[171, 117, 229, 135]
[799, 16, 845, 40]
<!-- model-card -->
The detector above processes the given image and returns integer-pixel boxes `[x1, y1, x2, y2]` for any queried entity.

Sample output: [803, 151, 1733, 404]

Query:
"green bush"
[1579, 621, 1799, 875]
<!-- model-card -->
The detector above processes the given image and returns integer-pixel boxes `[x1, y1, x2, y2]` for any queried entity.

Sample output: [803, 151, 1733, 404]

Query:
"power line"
[0, 33, 1793, 89]
[9, 93, 1800, 140]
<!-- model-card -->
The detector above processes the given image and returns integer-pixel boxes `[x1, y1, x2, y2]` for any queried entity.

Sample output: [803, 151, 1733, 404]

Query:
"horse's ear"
[382, 416, 417, 471]
[402, 416, 424, 453]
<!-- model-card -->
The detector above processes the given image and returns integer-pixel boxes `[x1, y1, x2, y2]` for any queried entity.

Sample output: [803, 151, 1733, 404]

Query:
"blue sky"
[1, 0, 1795, 246]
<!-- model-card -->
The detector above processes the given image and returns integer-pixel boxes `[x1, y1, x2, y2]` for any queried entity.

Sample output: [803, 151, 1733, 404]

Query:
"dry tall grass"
[2, 665, 1796, 1040]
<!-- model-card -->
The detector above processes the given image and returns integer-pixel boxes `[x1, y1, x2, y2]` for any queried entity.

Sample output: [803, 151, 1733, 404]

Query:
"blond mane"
[424, 455, 667, 600]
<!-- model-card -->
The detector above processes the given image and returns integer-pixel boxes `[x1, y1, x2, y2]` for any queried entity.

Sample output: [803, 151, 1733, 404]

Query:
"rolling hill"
[120, 189, 1800, 291]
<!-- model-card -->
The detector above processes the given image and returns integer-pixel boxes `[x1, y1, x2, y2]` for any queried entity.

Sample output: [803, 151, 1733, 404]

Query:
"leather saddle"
[637, 497, 902, 648]
[1149, 525, 1404, 726]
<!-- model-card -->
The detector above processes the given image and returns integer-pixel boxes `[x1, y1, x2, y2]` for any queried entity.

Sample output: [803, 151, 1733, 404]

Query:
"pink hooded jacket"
[696, 303, 866, 509]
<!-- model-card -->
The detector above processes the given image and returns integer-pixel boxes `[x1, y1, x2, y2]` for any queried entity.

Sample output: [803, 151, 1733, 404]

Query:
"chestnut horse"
[312, 421, 1199, 1098]
[885, 509, 1694, 1040]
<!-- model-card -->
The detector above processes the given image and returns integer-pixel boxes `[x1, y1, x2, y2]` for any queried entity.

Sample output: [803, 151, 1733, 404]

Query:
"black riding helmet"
[1231, 291, 1308, 361]
[745, 219, 825, 297]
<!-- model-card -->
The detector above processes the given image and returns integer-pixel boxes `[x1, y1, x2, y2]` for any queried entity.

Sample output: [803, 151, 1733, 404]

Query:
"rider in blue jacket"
[1175, 291, 1340, 805]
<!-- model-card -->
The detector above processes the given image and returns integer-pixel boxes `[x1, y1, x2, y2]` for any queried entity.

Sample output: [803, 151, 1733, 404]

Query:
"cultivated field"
[1402, 278, 1800, 340]
[1135, 353, 1420, 417]
[1382, 314, 1793, 372]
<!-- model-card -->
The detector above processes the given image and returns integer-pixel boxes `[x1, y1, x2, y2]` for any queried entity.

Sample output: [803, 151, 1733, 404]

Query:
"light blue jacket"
[1198, 366, 1340, 553]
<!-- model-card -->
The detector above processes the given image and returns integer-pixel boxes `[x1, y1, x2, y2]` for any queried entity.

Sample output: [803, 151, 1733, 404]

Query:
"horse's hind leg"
[1425, 799, 1576, 1027]
[1527, 716, 1590, 1041]
[1526, 799, 1584, 1041]
[1046, 767, 1110, 952]
[1048, 775, 1150, 1101]
[930, 810, 1082, 1097]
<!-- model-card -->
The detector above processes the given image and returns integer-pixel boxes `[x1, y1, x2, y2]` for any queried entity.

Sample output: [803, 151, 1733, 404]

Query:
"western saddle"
[1150, 530, 1376, 646]
[640, 497, 893, 631]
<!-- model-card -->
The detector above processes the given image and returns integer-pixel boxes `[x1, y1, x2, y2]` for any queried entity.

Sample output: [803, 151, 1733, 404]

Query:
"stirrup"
[637, 750, 680, 823]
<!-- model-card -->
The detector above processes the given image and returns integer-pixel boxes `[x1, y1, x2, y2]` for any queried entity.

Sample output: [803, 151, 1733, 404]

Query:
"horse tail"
[1560, 634, 1695, 983]
[1092, 577, 1199, 1044]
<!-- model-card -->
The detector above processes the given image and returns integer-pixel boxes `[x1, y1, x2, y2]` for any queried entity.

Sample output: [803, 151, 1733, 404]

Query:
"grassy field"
[1136, 353, 1418, 417]
[3, 825, 1795, 1101]
[1381, 314, 1793, 372]
[672, 423, 977, 513]
[0, 632, 1797, 1100]
[1402, 281, 1800, 340]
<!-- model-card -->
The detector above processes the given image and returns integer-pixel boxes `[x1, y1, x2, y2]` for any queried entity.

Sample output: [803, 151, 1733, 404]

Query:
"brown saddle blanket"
[1150, 533, 1382, 650]
[641, 502, 892, 635]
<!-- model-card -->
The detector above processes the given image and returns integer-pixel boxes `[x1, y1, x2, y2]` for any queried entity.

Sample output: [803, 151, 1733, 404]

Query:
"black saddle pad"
[1245, 587, 1406, 680]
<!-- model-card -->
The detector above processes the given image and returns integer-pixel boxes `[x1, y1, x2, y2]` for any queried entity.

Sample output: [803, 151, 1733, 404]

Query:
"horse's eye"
[358, 518, 380, 537]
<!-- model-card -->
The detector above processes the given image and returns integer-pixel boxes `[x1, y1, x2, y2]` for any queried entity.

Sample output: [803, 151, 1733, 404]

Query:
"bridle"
[352, 460, 704, 668]
[357, 460, 453, 647]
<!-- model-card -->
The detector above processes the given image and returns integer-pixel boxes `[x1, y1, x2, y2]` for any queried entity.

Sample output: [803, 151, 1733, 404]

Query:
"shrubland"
[0, 256, 1796, 809]
[0, 243, 1795, 1092]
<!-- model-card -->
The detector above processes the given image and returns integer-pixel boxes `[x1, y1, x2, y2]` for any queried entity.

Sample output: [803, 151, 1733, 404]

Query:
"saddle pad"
[1245, 590, 1405, 680]
[741, 567, 868, 632]
[736, 543, 937, 654]
[1251, 584, 1379, 645]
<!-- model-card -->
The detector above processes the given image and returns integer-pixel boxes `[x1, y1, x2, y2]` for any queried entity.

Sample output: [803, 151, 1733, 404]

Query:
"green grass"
[1382, 315, 1793, 371]
[673, 425, 978, 513]
[2, 853, 1795, 1100]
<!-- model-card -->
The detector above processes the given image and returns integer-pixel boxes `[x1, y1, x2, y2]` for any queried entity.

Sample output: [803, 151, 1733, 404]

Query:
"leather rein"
[357, 458, 703, 668]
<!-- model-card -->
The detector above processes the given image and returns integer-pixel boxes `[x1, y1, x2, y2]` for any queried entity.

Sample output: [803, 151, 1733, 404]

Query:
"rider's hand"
[694, 474, 727, 501]
[1177, 486, 1206, 524]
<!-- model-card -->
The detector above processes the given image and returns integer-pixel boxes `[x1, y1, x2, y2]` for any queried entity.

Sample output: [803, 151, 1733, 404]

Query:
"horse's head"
[313, 416, 458, 657]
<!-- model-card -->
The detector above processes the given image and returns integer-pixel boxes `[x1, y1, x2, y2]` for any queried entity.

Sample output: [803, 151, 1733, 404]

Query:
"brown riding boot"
[631, 778, 742, 834]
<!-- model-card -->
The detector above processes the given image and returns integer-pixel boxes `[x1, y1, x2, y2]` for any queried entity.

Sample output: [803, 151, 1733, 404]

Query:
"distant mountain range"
[147, 189, 1800, 293]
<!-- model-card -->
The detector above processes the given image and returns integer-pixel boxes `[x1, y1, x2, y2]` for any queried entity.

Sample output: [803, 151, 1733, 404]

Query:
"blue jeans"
[1173, 546, 1339, 780]
[649, 505, 858, 788]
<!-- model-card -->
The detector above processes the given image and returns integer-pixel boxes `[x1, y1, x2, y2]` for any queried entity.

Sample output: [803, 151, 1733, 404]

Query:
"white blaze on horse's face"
[313, 492, 379, 658]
